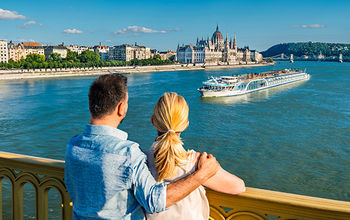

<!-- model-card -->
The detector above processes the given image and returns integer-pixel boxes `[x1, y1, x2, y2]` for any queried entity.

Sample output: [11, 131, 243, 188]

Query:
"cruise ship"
[198, 69, 310, 97]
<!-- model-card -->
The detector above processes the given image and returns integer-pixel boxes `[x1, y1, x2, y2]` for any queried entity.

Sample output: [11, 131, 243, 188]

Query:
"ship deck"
[237, 70, 302, 82]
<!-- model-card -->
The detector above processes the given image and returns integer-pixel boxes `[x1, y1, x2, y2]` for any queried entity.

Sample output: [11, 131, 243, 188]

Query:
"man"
[65, 74, 220, 219]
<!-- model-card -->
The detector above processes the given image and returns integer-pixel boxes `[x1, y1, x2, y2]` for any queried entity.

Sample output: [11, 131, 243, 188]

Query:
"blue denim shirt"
[65, 125, 167, 219]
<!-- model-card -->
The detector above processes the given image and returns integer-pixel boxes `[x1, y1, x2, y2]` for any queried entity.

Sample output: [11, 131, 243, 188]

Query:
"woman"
[146, 92, 246, 220]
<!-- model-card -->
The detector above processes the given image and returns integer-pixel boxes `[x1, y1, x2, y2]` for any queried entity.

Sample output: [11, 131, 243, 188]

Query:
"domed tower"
[211, 24, 224, 50]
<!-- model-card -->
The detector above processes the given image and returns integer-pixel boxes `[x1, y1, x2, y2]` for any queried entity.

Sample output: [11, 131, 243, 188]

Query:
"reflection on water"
[200, 80, 307, 105]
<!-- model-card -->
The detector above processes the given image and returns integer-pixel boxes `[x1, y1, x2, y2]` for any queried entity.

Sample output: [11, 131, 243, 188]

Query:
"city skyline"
[1, 0, 349, 51]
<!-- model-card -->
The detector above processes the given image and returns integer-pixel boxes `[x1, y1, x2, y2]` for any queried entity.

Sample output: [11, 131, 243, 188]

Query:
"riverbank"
[0, 62, 274, 80]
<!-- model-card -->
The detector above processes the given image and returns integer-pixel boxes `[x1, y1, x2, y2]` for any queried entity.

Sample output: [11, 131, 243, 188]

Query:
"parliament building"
[177, 25, 263, 65]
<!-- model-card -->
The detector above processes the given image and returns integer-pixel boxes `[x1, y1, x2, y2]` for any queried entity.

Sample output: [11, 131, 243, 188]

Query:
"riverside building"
[250, 50, 263, 63]
[8, 41, 26, 62]
[0, 40, 8, 63]
[23, 42, 44, 56]
[159, 51, 176, 61]
[93, 42, 109, 61]
[44, 44, 68, 58]
[108, 44, 151, 61]
[177, 25, 263, 65]
[66, 45, 89, 54]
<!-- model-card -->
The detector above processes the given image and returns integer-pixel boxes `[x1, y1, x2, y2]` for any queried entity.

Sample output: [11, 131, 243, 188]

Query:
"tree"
[26, 54, 45, 63]
[47, 53, 62, 62]
[66, 49, 79, 62]
[7, 59, 17, 69]
[78, 50, 100, 63]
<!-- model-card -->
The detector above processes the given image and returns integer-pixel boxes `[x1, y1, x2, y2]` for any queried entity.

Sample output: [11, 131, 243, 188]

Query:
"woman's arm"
[193, 153, 245, 195]
[202, 167, 246, 195]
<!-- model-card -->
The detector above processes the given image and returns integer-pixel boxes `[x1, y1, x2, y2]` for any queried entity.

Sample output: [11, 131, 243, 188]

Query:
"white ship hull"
[199, 71, 310, 97]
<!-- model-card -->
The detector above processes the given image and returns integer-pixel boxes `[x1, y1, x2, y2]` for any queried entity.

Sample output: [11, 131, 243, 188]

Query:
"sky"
[0, 0, 349, 51]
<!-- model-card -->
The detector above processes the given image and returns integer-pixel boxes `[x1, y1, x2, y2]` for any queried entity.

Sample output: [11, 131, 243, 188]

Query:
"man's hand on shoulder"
[165, 152, 220, 207]
[195, 152, 220, 183]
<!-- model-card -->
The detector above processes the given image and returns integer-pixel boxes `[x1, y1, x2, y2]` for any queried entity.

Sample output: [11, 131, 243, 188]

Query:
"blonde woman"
[146, 92, 246, 220]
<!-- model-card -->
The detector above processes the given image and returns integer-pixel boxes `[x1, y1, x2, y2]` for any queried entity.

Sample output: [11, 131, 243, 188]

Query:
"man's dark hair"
[88, 73, 127, 119]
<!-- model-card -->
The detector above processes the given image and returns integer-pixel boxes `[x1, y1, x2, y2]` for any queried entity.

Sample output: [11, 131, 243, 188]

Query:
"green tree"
[47, 53, 62, 62]
[25, 54, 45, 63]
[66, 49, 79, 62]
[78, 50, 100, 63]
[7, 59, 17, 68]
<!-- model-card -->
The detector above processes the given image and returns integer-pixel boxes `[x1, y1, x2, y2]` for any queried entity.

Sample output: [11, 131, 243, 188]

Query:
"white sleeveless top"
[145, 142, 209, 220]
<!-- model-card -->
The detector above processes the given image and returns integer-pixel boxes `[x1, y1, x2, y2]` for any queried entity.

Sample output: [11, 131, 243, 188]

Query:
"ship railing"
[1, 151, 350, 220]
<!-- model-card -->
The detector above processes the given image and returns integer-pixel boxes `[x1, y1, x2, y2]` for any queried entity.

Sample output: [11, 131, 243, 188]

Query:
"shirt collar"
[83, 124, 128, 140]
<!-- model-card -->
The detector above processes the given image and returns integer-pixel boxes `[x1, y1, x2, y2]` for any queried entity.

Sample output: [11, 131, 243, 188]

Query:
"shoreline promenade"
[0, 62, 273, 80]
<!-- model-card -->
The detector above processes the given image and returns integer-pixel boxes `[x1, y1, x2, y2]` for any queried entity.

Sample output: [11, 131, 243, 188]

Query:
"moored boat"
[198, 69, 310, 97]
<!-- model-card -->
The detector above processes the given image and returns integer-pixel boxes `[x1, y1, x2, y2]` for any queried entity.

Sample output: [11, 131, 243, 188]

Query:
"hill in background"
[262, 42, 350, 57]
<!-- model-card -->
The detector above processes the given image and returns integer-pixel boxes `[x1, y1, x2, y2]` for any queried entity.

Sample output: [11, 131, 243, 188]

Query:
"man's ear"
[117, 100, 125, 117]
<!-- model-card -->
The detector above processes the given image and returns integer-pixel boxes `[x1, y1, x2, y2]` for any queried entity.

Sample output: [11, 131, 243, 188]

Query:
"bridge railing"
[0, 151, 350, 220]
[0, 151, 72, 220]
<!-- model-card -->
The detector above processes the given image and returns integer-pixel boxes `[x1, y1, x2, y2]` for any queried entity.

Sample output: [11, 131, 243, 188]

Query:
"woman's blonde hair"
[152, 92, 189, 182]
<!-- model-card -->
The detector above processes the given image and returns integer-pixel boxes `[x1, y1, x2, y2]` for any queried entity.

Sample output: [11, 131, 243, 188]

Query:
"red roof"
[22, 42, 42, 47]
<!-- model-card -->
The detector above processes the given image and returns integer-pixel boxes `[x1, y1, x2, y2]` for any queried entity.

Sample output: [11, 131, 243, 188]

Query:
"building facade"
[23, 42, 44, 56]
[177, 25, 263, 65]
[0, 40, 8, 63]
[159, 51, 176, 61]
[8, 42, 26, 62]
[7, 41, 16, 62]
[66, 45, 89, 54]
[44, 45, 68, 58]
[109, 44, 151, 61]
[93, 42, 109, 61]
[250, 50, 263, 63]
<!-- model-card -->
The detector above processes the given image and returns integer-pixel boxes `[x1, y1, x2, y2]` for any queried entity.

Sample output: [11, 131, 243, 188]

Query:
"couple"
[65, 74, 245, 220]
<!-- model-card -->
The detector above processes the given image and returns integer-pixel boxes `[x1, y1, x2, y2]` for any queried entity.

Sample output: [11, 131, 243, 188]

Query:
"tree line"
[0, 50, 175, 70]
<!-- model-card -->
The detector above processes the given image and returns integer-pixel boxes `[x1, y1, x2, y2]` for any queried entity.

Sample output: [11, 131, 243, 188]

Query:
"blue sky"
[0, 0, 349, 51]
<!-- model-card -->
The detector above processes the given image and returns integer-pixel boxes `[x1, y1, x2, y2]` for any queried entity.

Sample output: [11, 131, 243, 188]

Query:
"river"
[0, 61, 349, 218]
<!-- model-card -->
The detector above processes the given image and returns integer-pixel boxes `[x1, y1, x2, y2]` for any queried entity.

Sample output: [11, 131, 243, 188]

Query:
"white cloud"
[0, 8, 26, 20]
[64, 28, 83, 34]
[113, 26, 180, 35]
[293, 24, 326, 29]
[22, 20, 36, 28]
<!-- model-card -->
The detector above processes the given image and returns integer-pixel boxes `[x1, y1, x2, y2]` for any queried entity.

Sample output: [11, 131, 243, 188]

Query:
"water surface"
[0, 61, 349, 218]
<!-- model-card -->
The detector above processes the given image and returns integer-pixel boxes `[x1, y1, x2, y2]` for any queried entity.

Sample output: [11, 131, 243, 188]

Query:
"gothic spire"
[216, 24, 219, 32]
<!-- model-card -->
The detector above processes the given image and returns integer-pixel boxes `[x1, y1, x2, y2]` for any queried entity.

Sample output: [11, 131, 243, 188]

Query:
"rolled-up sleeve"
[130, 145, 167, 213]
